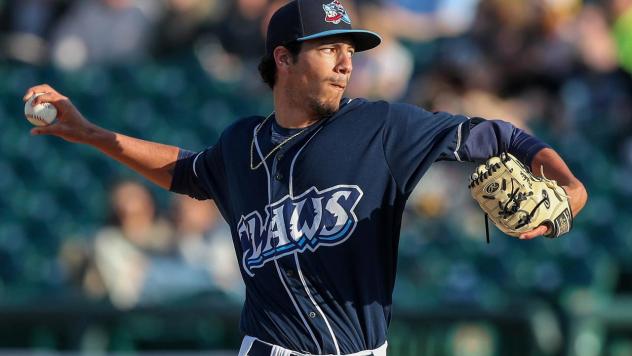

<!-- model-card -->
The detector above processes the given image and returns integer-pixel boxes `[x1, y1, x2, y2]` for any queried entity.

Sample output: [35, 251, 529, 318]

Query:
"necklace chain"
[250, 115, 309, 170]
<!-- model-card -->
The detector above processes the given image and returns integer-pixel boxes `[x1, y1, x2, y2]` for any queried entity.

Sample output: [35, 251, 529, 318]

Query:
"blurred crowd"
[1, 0, 632, 127]
[2, 0, 632, 115]
[1, 0, 632, 351]
[59, 180, 244, 309]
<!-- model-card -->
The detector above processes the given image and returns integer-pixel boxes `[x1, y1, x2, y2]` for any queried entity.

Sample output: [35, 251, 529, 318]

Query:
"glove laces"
[482, 158, 553, 243]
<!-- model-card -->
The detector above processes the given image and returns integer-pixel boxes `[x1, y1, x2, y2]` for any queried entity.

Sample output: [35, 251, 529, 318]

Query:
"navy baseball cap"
[266, 0, 382, 56]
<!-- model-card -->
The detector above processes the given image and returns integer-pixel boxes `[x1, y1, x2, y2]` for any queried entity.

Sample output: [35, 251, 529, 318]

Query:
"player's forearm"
[84, 124, 180, 190]
[24, 85, 180, 189]
[531, 147, 588, 216]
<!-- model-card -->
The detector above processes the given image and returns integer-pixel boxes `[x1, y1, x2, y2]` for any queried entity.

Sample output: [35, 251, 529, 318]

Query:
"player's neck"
[273, 89, 321, 129]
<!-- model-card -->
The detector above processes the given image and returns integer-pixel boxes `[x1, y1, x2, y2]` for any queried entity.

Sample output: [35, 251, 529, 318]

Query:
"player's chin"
[324, 95, 343, 112]
[324, 87, 345, 105]
[309, 97, 339, 119]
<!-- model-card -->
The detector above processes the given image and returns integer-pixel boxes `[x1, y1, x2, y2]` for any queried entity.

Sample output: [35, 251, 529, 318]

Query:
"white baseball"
[24, 93, 57, 126]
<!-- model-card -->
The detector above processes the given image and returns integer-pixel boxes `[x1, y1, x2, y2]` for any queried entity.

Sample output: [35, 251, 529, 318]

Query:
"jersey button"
[286, 269, 294, 277]
[308, 311, 317, 319]
[276, 153, 284, 161]
[275, 173, 284, 181]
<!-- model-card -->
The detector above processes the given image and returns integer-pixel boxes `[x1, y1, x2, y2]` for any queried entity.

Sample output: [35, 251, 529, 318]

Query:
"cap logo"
[322, 0, 351, 25]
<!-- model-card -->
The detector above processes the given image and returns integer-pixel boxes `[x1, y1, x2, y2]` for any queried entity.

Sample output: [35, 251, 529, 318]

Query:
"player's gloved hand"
[518, 180, 585, 239]
[469, 152, 573, 241]
[23, 84, 97, 144]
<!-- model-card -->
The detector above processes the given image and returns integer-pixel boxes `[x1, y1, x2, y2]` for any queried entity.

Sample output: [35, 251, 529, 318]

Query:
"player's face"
[287, 36, 355, 118]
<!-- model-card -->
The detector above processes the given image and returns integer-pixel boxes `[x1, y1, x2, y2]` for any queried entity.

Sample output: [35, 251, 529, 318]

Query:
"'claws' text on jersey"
[238, 185, 363, 276]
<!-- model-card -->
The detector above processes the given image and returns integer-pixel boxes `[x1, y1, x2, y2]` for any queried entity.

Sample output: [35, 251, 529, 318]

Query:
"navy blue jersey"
[170, 98, 548, 354]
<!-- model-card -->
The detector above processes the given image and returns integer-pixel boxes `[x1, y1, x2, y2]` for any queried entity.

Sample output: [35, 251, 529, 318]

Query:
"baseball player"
[24, 0, 587, 355]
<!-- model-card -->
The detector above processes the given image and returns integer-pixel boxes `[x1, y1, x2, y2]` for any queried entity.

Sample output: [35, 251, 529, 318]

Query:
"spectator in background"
[5, 0, 56, 38]
[93, 180, 173, 309]
[468, 0, 578, 92]
[572, 4, 618, 73]
[217, 0, 269, 60]
[92, 180, 242, 309]
[49, 0, 159, 70]
[152, 0, 225, 56]
[381, 0, 480, 42]
[1, 0, 60, 64]
[171, 196, 244, 300]
[345, 3, 414, 101]
[194, 0, 271, 85]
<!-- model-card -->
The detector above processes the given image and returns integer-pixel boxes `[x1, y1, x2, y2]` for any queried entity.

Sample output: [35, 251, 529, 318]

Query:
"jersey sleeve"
[382, 102, 469, 195]
[448, 118, 550, 166]
[169, 142, 228, 201]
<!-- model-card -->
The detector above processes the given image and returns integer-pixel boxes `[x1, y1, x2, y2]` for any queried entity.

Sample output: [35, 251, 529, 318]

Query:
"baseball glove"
[469, 152, 573, 240]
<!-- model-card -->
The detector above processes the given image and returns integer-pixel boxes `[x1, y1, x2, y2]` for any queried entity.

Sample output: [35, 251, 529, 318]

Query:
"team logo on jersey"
[237, 185, 363, 276]
[322, 0, 351, 25]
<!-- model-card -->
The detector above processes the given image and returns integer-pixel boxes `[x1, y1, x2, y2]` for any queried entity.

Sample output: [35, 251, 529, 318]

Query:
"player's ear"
[274, 46, 293, 68]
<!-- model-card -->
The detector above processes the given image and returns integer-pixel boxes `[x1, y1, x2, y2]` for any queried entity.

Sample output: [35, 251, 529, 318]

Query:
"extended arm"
[24, 84, 180, 190]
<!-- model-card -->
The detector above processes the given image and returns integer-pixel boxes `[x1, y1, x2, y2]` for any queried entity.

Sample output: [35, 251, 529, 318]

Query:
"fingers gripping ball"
[24, 93, 57, 126]
[469, 153, 573, 238]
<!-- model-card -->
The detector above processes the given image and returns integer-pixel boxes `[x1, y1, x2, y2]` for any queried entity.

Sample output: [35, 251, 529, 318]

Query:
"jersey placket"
[270, 147, 287, 201]
[268, 134, 340, 355]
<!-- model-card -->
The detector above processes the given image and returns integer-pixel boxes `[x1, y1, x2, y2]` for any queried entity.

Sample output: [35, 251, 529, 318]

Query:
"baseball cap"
[265, 0, 382, 56]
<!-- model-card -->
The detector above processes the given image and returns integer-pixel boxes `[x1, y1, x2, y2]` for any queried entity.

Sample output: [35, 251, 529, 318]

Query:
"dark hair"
[258, 41, 303, 89]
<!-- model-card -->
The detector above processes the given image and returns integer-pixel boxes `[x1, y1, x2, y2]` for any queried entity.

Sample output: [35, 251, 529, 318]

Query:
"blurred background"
[0, 0, 630, 355]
